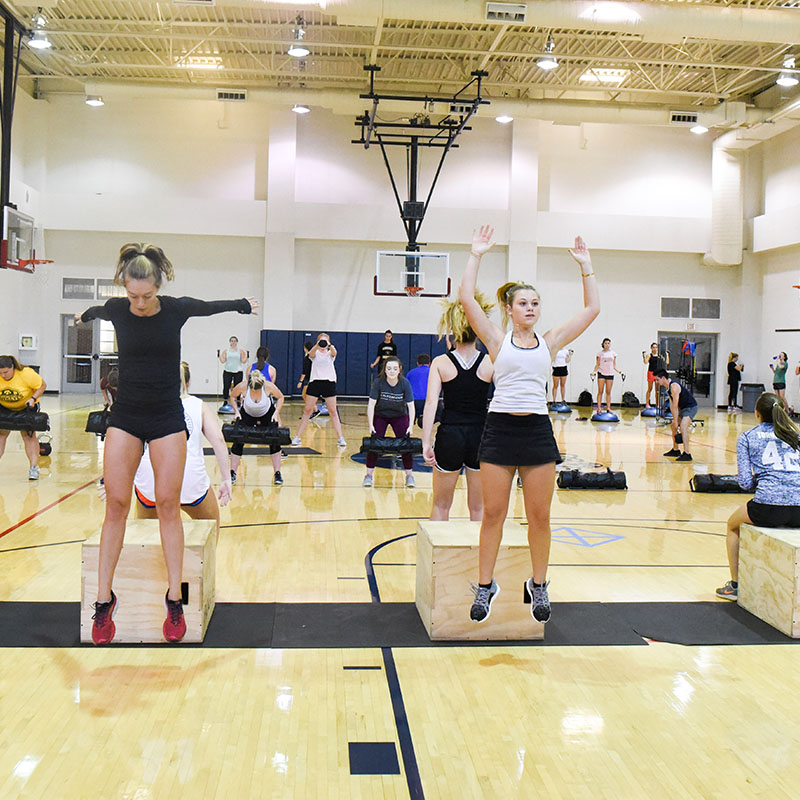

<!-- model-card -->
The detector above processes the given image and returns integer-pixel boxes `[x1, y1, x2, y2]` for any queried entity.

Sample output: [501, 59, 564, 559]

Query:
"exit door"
[658, 332, 718, 408]
[61, 315, 118, 393]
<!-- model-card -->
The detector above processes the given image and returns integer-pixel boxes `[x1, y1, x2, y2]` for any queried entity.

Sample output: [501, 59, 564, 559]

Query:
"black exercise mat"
[2, 601, 797, 648]
[613, 601, 800, 645]
[203, 447, 320, 456]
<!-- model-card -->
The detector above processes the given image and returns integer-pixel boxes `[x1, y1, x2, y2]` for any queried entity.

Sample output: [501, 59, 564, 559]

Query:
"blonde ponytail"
[496, 281, 538, 329]
[438, 293, 494, 344]
[114, 243, 175, 288]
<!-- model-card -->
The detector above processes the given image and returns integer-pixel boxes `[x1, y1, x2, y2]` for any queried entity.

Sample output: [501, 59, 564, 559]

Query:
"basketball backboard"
[374, 250, 450, 298]
[2, 206, 35, 270]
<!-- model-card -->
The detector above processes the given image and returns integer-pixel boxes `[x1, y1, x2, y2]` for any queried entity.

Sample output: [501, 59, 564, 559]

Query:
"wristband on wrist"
[470, 250, 482, 258]
[582, 271, 594, 278]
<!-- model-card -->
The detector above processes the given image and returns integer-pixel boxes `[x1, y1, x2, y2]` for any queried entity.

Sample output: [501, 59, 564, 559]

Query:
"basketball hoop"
[405, 286, 424, 298]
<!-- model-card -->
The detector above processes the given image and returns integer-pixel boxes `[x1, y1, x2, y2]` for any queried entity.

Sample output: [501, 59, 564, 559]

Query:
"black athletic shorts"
[552, 366, 568, 377]
[307, 379, 337, 399]
[747, 500, 800, 528]
[479, 412, 562, 467]
[773, 382, 786, 391]
[108, 403, 187, 443]
[434, 423, 483, 472]
[598, 373, 614, 381]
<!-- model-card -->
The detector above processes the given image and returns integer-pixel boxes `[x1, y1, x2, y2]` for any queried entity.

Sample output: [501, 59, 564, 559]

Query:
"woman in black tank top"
[422, 296, 494, 520]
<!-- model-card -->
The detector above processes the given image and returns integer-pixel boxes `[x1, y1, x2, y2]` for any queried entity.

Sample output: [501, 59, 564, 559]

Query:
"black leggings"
[728, 383, 739, 407]
[222, 370, 243, 401]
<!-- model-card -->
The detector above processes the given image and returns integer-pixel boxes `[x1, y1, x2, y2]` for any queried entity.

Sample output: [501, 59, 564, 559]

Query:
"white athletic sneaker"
[405, 473, 416, 488]
[291, 436, 302, 446]
[362, 474, 373, 488]
[337, 437, 347, 446]
[28, 465, 39, 480]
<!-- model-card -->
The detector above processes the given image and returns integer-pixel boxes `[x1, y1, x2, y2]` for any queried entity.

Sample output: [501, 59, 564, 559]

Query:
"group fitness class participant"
[551, 347, 572, 405]
[100, 367, 119, 408]
[727, 352, 744, 411]
[77, 242, 258, 645]
[363, 356, 416, 488]
[246, 346, 277, 384]
[642, 343, 669, 409]
[655, 369, 698, 462]
[292, 333, 347, 447]
[770, 352, 789, 407]
[716, 393, 800, 601]
[422, 295, 494, 520]
[592, 338, 624, 414]
[218, 336, 248, 409]
[370, 330, 397, 370]
[134, 362, 231, 536]
[229, 369, 285, 485]
[460, 225, 599, 624]
[0, 355, 47, 480]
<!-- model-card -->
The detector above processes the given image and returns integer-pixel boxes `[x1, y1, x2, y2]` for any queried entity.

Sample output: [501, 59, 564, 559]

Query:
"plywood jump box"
[738, 523, 800, 638]
[81, 519, 216, 644]
[415, 520, 544, 641]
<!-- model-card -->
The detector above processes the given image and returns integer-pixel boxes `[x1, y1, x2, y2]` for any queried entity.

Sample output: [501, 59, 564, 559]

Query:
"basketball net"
[405, 286, 424, 298]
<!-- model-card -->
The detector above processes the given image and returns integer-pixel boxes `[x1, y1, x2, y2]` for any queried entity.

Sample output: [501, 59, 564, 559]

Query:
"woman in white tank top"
[133, 362, 232, 538]
[459, 225, 600, 626]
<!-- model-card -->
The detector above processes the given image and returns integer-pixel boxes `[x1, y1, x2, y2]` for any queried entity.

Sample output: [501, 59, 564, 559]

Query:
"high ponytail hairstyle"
[255, 346, 269, 372]
[114, 243, 175, 288]
[438, 292, 494, 345]
[496, 281, 538, 329]
[728, 352, 738, 363]
[248, 369, 267, 390]
[0, 355, 23, 371]
[179, 361, 191, 397]
[755, 392, 800, 451]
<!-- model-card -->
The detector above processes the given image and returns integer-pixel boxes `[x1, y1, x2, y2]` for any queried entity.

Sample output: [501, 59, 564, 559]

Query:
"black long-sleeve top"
[82, 296, 251, 412]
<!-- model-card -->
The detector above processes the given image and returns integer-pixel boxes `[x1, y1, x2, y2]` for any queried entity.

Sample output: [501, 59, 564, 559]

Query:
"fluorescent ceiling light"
[176, 56, 223, 70]
[495, 114, 513, 124]
[690, 125, 708, 135]
[579, 2, 641, 24]
[291, 104, 310, 114]
[85, 95, 104, 107]
[579, 68, 630, 85]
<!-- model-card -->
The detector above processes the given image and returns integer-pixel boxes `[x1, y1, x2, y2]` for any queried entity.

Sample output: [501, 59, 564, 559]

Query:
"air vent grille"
[691, 298, 721, 319]
[661, 297, 690, 318]
[669, 110, 699, 126]
[485, 3, 527, 23]
[216, 88, 247, 102]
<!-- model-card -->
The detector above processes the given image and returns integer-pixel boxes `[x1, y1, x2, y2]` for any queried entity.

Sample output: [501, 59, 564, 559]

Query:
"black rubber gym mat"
[203, 447, 320, 455]
[1, 601, 796, 648]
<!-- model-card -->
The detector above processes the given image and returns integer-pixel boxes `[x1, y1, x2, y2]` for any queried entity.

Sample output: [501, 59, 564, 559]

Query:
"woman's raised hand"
[471, 225, 495, 257]
[246, 297, 261, 314]
[568, 236, 592, 269]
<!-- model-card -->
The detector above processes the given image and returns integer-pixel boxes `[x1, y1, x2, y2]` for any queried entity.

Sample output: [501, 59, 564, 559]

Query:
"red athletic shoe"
[163, 591, 187, 642]
[91, 591, 117, 645]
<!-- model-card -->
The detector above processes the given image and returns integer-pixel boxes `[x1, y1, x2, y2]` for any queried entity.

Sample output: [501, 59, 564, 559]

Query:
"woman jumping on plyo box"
[460, 226, 599, 624]
[77, 243, 258, 645]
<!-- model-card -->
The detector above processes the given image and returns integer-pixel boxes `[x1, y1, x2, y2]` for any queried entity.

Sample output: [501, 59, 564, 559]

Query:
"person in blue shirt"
[406, 354, 431, 425]
[716, 392, 800, 600]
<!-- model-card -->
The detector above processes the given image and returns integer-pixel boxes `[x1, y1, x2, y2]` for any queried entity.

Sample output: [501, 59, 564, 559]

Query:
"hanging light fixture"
[291, 104, 310, 114]
[777, 55, 799, 88]
[495, 114, 514, 124]
[85, 95, 104, 107]
[288, 17, 310, 58]
[27, 7, 52, 50]
[537, 37, 558, 71]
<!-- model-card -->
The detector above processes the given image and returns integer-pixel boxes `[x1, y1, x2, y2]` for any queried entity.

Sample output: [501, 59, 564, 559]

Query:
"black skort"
[108, 402, 187, 443]
[747, 500, 800, 528]
[307, 379, 337, 399]
[434, 423, 483, 472]
[479, 412, 562, 467]
[552, 366, 568, 377]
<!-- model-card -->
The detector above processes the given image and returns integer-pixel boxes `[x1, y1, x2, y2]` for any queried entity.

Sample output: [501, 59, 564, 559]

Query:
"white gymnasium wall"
[6, 85, 791, 403]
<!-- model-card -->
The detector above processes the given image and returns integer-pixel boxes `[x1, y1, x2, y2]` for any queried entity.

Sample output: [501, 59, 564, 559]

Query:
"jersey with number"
[737, 422, 800, 505]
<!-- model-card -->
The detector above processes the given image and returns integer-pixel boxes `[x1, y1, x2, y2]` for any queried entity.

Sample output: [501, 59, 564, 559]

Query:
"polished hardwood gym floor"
[1, 397, 798, 799]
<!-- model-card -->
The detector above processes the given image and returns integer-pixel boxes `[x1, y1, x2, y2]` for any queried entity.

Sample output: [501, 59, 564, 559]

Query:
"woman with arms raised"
[459, 226, 599, 624]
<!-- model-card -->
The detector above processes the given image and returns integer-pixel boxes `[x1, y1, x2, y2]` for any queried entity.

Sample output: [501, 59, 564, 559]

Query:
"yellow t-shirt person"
[0, 367, 43, 411]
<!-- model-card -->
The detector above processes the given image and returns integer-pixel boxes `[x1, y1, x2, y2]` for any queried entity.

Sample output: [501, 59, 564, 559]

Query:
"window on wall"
[660, 297, 690, 318]
[691, 298, 721, 319]
[97, 279, 125, 299]
[62, 277, 96, 301]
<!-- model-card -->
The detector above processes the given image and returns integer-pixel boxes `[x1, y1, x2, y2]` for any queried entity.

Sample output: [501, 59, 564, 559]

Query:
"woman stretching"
[716, 393, 800, 601]
[229, 369, 285, 486]
[461, 226, 599, 623]
[134, 362, 232, 537]
[78, 243, 258, 645]
[363, 356, 416, 488]
[422, 296, 494, 520]
[592, 338, 623, 414]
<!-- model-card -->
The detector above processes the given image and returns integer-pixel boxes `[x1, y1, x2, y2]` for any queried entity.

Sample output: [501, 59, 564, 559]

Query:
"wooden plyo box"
[81, 519, 216, 644]
[415, 520, 545, 641]
[738, 523, 800, 638]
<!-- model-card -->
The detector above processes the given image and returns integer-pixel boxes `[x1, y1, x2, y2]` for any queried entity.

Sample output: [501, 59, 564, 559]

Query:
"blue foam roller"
[591, 411, 619, 422]
[551, 403, 571, 413]
[640, 407, 658, 417]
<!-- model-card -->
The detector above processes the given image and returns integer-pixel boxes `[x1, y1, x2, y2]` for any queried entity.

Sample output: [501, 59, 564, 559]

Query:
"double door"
[61, 314, 118, 393]
[658, 332, 718, 407]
